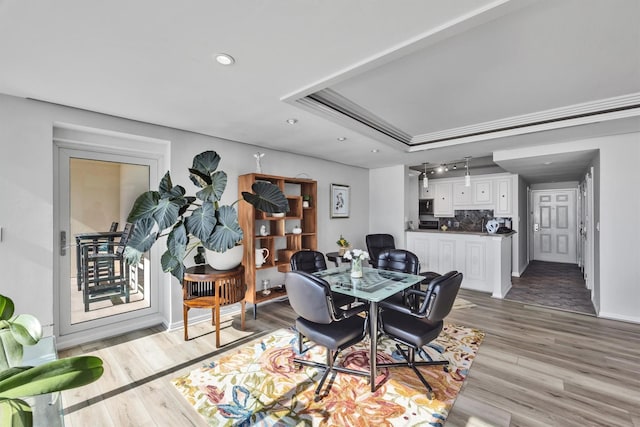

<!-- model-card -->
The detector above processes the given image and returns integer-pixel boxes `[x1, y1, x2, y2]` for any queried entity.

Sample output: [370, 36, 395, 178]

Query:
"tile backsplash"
[438, 210, 497, 232]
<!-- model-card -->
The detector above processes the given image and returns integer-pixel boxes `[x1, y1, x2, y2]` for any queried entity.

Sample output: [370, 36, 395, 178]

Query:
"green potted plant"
[336, 234, 350, 256]
[0, 294, 104, 427]
[124, 150, 289, 282]
[302, 194, 311, 208]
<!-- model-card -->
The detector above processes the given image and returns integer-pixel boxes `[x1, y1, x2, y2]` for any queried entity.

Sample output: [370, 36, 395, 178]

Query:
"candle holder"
[261, 279, 271, 296]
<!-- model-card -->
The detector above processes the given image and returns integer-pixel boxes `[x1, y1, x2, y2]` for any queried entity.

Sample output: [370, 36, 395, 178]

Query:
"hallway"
[505, 260, 596, 316]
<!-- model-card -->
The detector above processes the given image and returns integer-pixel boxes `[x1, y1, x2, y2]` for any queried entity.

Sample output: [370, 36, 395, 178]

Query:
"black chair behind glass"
[285, 271, 368, 400]
[377, 271, 463, 399]
[365, 234, 395, 268]
[376, 248, 420, 275]
[81, 223, 134, 311]
[290, 250, 354, 308]
[376, 248, 421, 307]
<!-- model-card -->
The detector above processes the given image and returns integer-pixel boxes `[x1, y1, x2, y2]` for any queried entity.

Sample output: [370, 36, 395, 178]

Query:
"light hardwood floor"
[59, 290, 640, 427]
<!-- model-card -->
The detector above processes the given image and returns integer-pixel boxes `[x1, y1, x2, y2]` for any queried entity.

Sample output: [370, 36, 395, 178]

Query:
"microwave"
[419, 199, 434, 215]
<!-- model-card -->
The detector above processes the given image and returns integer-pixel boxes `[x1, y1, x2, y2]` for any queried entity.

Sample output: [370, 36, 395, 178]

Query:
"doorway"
[506, 186, 595, 315]
[531, 189, 577, 263]
[55, 138, 164, 345]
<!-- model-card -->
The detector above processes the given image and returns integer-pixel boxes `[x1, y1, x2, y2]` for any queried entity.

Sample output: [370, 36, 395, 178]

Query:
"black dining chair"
[377, 271, 463, 399]
[285, 271, 368, 400]
[376, 248, 423, 307]
[376, 248, 420, 275]
[290, 250, 355, 308]
[365, 234, 395, 268]
[290, 250, 328, 273]
[377, 248, 441, 300]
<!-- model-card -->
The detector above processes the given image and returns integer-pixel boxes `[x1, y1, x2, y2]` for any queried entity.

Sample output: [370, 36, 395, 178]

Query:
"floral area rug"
[172, 324, 484, 426]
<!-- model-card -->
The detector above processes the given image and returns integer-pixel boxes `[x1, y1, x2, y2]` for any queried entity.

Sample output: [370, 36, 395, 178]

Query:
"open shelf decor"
[238, 173, 317, 318]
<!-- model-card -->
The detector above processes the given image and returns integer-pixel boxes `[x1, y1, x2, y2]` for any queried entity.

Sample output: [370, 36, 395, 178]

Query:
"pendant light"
[422, 163, 428, 188]
[464, 157, 472, 187]
[422, 163, 429, 188]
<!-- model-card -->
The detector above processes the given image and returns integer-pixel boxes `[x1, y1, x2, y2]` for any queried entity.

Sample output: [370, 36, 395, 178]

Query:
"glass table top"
[313, 266, 424, 302]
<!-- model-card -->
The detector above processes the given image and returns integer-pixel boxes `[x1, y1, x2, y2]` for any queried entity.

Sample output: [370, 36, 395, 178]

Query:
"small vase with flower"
[343, 249, 369, 278]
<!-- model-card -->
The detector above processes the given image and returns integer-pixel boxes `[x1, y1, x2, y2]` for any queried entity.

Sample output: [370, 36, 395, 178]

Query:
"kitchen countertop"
[406, 229, 516, 238]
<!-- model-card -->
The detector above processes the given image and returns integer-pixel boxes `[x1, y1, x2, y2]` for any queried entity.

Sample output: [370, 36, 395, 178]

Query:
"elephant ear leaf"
[0, 398, 32, 427]
[205, 206, 243, 252]
[127, 191, 160, 223]
[0, 295, 14, 321]
[160, 223, 188, 282]
[242, 181, 289, 213]
[196, 171, 227, 202]
[185, 202, 217, 242]
[9, 315, 42, 346]
[124, 218, 157, 266]
[192, 151, 221, 177]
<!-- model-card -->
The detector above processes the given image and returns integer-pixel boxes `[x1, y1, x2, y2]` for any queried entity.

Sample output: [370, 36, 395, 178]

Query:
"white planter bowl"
[205, 245, 244, 270]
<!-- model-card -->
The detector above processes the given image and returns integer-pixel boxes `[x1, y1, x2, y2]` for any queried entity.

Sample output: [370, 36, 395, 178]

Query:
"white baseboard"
[492, 283, 512, 299]
[598, 311, 640, 325]
[56, 313, 165, 350]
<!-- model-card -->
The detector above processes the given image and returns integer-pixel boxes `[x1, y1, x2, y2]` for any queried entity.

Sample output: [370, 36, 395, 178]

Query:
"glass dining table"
[313, 265, 424, 392]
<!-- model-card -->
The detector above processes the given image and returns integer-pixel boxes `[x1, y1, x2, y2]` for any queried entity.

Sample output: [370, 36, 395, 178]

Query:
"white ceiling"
[1, 0, 639, 182]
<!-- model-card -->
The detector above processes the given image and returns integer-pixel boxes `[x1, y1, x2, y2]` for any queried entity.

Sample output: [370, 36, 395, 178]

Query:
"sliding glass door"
[56, 146, 158, 339]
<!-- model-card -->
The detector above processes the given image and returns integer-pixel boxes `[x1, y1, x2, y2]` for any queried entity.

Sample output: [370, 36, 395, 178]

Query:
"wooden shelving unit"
[238, 173, 317, 317]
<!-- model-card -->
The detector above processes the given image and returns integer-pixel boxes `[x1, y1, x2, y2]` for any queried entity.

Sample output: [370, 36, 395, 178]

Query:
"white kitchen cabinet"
[406, 230, 512, 297]
[420, 182, 434, 199]
[433, 182, 453, 217]
[473, 180, 493, 204]
[453, 181, 472, 206]
[495, 177, 513, 216]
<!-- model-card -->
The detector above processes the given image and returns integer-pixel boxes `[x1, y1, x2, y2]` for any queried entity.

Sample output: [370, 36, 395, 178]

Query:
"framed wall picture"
[330, 183, 350, 218]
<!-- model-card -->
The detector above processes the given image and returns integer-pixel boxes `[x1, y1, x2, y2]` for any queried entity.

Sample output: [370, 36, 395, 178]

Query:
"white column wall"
[495, 132, 640, 323]
[369, 165, 407, 248]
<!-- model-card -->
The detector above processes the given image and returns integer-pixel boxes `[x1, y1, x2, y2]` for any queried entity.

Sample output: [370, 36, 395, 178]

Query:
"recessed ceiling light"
[337, 137, 346, 142]
[286, 118, 298, 125]
[543, 161, 553, 165]
[371, 149, 379, 153]
[214, 53, 235, 65]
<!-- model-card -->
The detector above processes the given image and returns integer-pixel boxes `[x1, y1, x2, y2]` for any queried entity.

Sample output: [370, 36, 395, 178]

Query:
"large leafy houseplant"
[124, 150, 289, 281]
[0, 294, 104, 427]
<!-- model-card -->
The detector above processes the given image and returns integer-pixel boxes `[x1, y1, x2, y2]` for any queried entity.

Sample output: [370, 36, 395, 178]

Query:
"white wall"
[369, 165, 407, 248]
[0, 94, 369, 340]
[405, 167, 419, 231]
[530, 181, 579, 190]
[590, 152, 601, 313]
[516, 176, 529, 275]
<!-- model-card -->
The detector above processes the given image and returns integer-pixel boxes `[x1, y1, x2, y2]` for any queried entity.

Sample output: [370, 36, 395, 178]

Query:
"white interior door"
[56, 146, 158, 339]
[532, 189, 577, 263]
